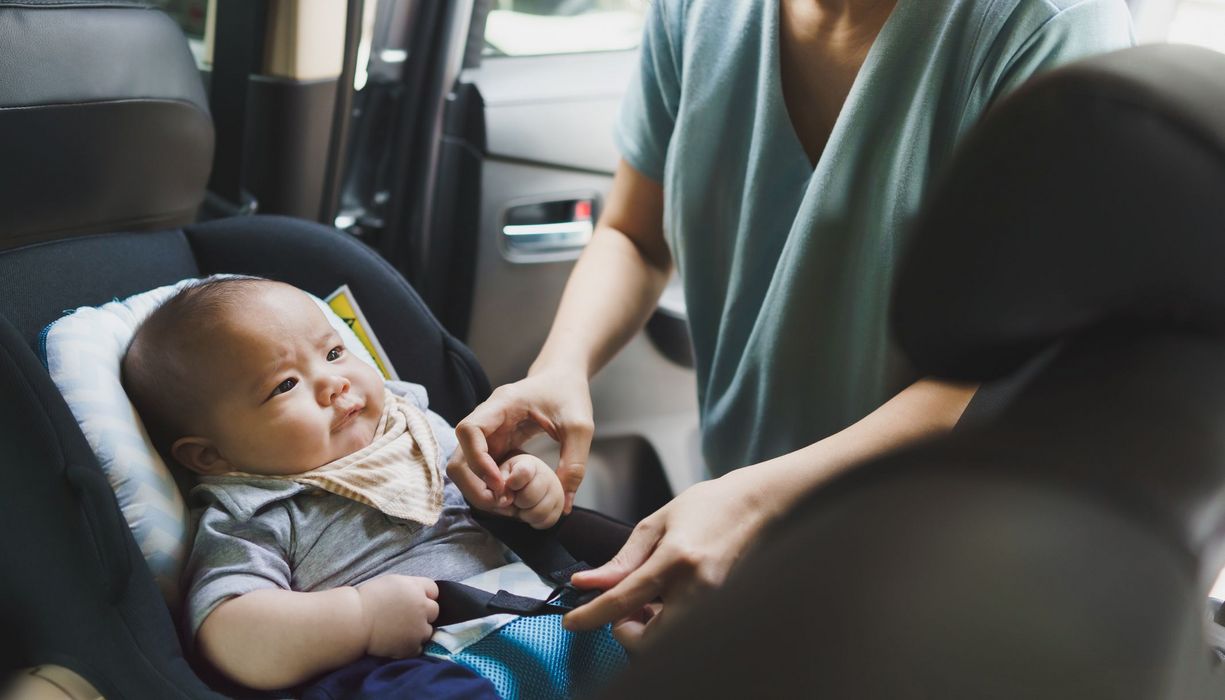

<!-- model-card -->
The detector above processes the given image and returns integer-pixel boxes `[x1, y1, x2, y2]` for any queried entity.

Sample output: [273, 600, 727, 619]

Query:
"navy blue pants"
[302, 655, 499, 700]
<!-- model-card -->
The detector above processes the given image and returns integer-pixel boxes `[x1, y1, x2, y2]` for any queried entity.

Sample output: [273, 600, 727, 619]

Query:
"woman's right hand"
[453, 366, 594, 514]
[562, 468, 772, 648]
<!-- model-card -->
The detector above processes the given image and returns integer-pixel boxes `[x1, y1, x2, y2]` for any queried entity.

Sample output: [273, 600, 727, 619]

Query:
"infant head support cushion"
[41, 275, 377, 605]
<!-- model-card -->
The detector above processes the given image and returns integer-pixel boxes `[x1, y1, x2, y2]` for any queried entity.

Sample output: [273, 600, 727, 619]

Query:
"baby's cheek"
[356, 362, 385, 399]
[284, 439, 328, 472]
[278, 422, 333, 469]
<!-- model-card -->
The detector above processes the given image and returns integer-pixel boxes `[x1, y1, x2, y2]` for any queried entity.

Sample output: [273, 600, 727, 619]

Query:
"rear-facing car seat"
[600, 44, 1225, 699]
[0, 1, 502, 697]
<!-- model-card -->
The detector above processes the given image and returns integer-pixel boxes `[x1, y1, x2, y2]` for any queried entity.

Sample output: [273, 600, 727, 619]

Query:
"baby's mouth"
[332, 403, 364, 432]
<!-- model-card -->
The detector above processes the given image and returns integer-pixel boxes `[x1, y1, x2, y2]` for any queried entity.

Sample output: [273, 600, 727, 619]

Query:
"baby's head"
[121, 278, 385, 477]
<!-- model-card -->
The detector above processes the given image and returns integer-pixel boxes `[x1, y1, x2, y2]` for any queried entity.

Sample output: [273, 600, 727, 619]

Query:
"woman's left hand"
[561, 469, 772, 648]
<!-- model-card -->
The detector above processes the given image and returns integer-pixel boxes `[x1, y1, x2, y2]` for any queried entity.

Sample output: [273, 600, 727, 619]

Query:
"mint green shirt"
[616, 0, 1133, 476]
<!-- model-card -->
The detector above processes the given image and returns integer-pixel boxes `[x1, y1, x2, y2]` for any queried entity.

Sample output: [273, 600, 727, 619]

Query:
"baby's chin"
[330, 417, 380, 463]
[254, 437, 374, 474]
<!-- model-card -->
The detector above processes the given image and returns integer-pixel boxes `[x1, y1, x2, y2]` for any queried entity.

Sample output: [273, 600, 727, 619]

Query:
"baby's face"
[188, 284, 385, 476]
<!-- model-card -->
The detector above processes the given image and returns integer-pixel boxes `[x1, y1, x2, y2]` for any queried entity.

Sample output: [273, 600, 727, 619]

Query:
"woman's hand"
[562, 469, 772, 648]
[453, 366, 594, 514]
[558, 378, 978, 648]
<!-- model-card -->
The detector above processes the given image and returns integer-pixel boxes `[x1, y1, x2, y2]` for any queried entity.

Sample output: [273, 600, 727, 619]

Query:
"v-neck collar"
[768, 0, 907, 177]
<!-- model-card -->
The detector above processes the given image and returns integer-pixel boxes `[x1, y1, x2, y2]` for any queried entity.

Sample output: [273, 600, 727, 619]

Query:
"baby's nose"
[318, 375, 351, 404]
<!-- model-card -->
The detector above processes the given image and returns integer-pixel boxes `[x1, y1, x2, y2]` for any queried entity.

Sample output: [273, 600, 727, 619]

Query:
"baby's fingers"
[502, 456, 537, 492]
[518, 486, 563, 529]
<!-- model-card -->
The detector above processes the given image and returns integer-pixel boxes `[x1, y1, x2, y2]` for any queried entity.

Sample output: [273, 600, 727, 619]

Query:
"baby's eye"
[327, 346, 344, 362]
[269, 378, 297, 398]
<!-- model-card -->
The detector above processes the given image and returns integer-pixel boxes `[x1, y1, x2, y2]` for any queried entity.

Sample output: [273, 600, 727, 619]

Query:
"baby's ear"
[171, 437, 232, 476]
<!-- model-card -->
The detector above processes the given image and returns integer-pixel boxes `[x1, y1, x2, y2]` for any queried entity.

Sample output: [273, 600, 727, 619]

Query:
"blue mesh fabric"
[426, 615, 627, 699]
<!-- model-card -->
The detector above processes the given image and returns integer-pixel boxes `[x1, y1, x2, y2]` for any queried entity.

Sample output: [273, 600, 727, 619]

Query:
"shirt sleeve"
[613, 0, 684, 182]
[182, 499, 293, 641]
[989, 0, 1134, 103]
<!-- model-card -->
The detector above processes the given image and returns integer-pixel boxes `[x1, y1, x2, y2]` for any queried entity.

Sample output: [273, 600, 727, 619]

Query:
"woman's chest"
[777, 2, 896, 166]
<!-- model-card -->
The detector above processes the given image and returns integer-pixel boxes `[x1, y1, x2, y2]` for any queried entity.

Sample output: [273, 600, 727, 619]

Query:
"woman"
[448, 0, 1133, 647]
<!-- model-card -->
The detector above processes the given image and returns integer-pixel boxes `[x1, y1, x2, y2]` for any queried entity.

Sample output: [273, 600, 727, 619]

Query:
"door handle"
[503, 220, 593, 252]
[501, 195, 597, 260]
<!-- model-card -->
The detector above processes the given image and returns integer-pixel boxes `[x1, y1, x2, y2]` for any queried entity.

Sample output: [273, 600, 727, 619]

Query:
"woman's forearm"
[735, 378, 978, 520]
[564, 378, 978, 636]
[531, 160, 672, 379]
[532, 225, 670, 377]
[196, 586, 368, 690]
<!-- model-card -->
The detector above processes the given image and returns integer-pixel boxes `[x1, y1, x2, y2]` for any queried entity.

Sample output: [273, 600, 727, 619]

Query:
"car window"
[483, 0, 647, 57]
[1131, 0, 1225, 49]
[147, 0, 213, 68]
[1166, 0, 1225, 52]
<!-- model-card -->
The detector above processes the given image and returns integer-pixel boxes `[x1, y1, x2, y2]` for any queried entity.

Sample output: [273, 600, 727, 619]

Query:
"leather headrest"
[893, 44, 1225, 382]
[0, 0, 213, 249]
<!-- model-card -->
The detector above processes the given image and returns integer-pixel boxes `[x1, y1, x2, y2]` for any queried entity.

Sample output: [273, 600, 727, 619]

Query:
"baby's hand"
[354, 575, 439, 659]
[502, 453, 564, 529]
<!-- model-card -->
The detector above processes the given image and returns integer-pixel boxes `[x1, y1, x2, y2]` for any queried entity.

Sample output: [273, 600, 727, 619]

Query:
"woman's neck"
[795, 0, 897, 30]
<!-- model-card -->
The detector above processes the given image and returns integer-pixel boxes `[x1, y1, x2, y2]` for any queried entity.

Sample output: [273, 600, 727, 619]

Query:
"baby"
[121, 277, 565, 691]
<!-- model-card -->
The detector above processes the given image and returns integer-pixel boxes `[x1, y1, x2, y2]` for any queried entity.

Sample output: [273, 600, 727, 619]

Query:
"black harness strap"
[433, 580, 600, 627]
[433, 507, 631, 626]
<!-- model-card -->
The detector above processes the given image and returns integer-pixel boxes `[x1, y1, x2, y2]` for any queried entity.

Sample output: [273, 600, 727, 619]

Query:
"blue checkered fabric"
[426, 613, 627, 699]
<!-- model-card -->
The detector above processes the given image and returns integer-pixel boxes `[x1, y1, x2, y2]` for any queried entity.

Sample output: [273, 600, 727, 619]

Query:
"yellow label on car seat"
[326, 284, 399, 381]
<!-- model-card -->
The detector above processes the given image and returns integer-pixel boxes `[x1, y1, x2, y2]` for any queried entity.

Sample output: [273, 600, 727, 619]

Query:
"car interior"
[3, 0, 1225, 698]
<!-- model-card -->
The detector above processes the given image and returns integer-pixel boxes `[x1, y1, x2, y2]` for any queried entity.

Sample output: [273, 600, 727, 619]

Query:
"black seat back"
[0, 0, 213, 251]
[604, 44, 1225, 699]
[0, 2, 489, 697]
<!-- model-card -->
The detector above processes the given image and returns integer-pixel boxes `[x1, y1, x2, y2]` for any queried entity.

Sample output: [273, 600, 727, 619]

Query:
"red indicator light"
[573, 199, 593, 221]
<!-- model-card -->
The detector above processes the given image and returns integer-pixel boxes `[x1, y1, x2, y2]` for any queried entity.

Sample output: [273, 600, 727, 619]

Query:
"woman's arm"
[453, 159, 671, 513]
[743, 378, 978, 517]
[564, 378, 977, 645]
[533, 159, 671, 385]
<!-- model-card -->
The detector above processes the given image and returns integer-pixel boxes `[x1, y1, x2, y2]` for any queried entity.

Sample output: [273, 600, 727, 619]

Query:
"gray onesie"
[182, 381, 511, 637]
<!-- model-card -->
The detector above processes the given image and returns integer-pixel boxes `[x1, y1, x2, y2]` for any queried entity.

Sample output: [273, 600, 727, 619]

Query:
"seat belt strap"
[434, 508, 631, 625]
[433, 580, 602, 627]
[470, 510, 589, 586]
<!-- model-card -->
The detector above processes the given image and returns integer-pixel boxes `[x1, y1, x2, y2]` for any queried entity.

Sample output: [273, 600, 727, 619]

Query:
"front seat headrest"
[893, 44, 1225, 382]
[0, 0, 213, 250]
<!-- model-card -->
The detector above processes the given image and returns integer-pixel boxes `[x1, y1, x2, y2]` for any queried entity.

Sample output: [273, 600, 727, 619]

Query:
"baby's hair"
[121, 276, 269, 459]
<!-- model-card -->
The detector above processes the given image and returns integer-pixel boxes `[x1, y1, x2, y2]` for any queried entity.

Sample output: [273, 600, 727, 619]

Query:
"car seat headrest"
[893, 44, 1225, 382]
[0, 0, 213, 250]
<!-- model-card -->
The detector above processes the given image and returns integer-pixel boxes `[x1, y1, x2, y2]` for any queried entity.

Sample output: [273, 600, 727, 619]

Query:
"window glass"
[483, 0, 648, 58]
[1166, 0, 1225, 53]
[148, 0, 213, 68]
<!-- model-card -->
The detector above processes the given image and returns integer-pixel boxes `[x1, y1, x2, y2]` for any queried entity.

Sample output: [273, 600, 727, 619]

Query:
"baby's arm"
[501, 453, 565, 529]
[196, 575, 438, 690]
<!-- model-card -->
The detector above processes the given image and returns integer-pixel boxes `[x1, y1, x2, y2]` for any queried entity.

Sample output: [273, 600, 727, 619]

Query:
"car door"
[456, 2, 703, 521]
[340, 0, 702, 521]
